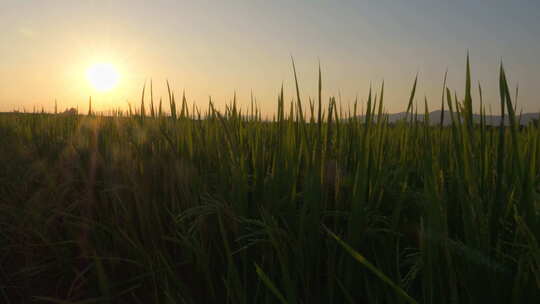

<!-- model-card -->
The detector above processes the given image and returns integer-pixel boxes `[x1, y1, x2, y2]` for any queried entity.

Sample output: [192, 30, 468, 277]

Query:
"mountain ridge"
[354, 110, 540, 125]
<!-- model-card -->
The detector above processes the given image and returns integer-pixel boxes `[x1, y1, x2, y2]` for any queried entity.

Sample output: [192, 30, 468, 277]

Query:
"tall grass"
[0, 60, 538, 303]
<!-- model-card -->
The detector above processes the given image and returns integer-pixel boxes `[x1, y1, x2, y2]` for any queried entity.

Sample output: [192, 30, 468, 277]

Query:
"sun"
[86, 63, 120, 92]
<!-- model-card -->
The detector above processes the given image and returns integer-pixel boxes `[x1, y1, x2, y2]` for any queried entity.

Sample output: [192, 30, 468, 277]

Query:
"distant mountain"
[355, 110, 540, 126]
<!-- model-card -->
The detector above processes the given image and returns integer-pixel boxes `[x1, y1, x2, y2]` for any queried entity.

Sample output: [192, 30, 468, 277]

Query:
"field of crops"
[1, 62, 539, 303]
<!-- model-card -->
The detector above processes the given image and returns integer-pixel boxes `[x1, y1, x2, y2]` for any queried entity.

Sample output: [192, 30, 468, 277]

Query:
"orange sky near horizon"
[1, 1, 539, 116]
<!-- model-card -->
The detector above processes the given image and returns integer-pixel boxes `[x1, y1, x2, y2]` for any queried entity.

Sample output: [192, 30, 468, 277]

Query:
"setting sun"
[2, 1, 540, 303]
[86, 63, 119, 92]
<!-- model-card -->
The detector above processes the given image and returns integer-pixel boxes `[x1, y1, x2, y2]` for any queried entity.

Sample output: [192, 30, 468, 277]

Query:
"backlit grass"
[0, 59, 538, 303]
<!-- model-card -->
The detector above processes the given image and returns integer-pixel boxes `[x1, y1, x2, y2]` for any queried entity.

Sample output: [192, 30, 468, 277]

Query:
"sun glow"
[86, 63, 120, 92]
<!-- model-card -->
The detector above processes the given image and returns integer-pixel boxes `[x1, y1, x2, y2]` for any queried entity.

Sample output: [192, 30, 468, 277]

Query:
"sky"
[1, 0, 539, 115]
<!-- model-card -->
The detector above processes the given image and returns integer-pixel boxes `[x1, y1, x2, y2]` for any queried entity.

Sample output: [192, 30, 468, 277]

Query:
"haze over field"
[1, 0, 539, 115]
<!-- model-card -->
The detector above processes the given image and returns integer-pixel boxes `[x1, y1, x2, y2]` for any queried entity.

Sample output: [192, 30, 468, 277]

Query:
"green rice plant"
[0, 57, 538, 303]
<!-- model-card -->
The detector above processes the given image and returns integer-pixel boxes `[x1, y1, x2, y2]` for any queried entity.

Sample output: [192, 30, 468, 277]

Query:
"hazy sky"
[1, 0, 539, 115]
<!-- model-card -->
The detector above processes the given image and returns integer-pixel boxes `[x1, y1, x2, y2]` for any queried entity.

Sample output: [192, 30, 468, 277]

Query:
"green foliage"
[0, 60, 538, 303]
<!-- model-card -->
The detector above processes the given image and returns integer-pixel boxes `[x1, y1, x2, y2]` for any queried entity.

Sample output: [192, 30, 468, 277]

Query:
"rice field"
[0, 60, 539, 303]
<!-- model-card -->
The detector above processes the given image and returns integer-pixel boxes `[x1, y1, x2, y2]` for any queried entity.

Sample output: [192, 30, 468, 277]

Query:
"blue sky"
[1, 0, 539, 114]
